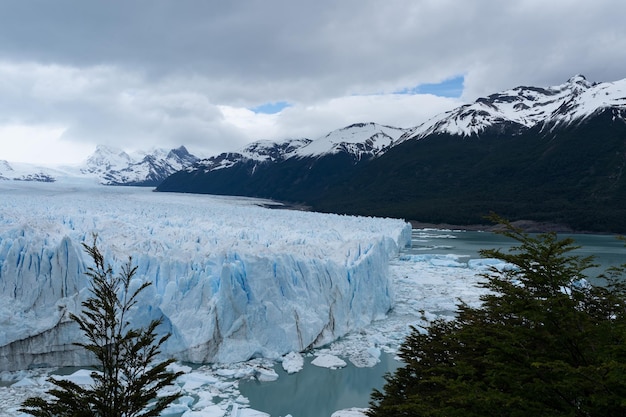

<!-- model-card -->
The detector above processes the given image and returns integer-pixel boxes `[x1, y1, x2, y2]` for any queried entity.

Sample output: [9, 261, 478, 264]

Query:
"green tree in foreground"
[21, 238, 182, 417]
[369, 220, 626, 417]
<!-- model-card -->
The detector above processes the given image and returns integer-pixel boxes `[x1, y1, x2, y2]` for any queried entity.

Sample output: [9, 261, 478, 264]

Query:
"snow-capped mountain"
[0, 145, 198, 186]
[293, 122, 407, 159]
[0, 160, 60, 182]
[159, 123, 408, 199]
[194, 138, 312, 173]
[83, 145, 199, 186]
[157, 75, 626, 233]
[402, 75, 626, 140]
[83, 145, 134, 174]
[191, 123, 407, 175]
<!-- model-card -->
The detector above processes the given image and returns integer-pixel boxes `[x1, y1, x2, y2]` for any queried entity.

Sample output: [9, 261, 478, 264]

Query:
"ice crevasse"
[0, 183, 411, 371]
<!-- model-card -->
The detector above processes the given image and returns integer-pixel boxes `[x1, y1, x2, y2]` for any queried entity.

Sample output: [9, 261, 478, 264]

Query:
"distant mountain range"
[1, 145, 199, 186]
[157, 75, 626, 233]
[81, 145, 198, 186]
[0, 160, 57, 182]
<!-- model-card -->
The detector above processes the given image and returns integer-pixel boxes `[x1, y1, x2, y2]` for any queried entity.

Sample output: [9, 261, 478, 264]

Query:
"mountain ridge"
[157, 75, 626, 233]
[0, 145, 200, 185]
[83, 145, 199, 186]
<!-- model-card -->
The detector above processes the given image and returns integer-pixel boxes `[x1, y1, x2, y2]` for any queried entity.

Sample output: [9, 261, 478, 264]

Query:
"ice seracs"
[0, 181, 411, 371]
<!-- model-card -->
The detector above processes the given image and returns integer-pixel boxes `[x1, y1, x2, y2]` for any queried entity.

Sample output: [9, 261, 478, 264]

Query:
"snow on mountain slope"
[403, 75, 626, 140]
[294, 123, 408, 159]
[82, 145, 134, 175]
[0, 181, 411, 371]
[193, 138, 312, 173]
[191, 123, 408, 175]
[82, 145, 199, 185]
[0, 160, 82, 183]
[0, 145, 198, 185]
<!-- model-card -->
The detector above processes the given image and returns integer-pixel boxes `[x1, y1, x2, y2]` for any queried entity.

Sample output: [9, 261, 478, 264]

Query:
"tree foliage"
[21, 238, 182, 417]
[368, 219, 626, 417]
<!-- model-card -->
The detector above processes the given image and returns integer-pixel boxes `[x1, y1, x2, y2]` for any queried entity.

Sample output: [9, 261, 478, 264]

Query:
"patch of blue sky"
[251, 101, 291, 114]
[396, 75, 464, 98]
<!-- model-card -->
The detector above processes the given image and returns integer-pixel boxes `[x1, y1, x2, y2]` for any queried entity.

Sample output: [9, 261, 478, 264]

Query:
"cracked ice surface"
[0, 225, 497, 417]
[0, 180, 411, 371]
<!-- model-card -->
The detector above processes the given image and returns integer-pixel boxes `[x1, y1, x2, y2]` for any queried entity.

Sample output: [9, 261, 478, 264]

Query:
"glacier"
[0, 179, 411, 371]
[1, 227, 498, 417]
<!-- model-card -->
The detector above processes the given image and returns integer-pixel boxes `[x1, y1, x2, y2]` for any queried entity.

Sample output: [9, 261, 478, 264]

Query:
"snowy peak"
[82, 145, 199, 186]
[0, 160, 57, 182]
[405, 75, 626, 140]
[192, 123, 408, 175]
[295, 122, 408, 159]
[84, 145, 133, 173]
[194, 138, 312, 173]
[167, 145, 197, 166]
[239, 138, 313, 162]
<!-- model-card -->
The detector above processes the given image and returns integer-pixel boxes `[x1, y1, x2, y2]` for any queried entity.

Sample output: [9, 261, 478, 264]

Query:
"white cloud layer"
[0, 0, 625, 164]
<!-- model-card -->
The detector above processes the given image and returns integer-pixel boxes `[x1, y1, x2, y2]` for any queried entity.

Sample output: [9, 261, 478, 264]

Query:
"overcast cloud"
[1, 0, 625, 164]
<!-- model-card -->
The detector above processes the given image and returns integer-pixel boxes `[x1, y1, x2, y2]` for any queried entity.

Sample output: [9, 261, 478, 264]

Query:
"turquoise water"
[239, 229, 626, 417]
[239, 354, 400, 417]
[411, 229, 626, 282]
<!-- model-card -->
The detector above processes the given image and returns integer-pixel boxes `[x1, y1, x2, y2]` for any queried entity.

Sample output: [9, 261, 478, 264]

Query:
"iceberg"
[0, 180, 411, 371]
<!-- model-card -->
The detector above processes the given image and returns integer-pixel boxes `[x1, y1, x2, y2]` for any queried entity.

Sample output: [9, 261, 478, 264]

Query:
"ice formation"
[0, 180, 411, 371]
[1, 226, 504, 417]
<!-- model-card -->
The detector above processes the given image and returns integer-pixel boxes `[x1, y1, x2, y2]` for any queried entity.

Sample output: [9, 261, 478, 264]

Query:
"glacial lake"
[239, 228, 626, 417]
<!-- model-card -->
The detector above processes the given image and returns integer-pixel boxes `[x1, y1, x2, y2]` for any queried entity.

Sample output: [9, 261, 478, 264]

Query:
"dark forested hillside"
[311, 108, 626, 232]
[156, 76, 626, 233]
[157, 151, 366, 203]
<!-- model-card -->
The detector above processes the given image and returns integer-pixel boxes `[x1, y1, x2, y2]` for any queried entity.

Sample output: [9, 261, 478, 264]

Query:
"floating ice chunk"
[368, 347, 381, 359]
[182, 406, 225, 417]
[52, 369, 96, 386]
[255, 367, 279, 382]
[349, 346, 381, 368]
[429, 257, 466, 268]
[236, 408, 270, 417]
[281, 351, 304, 374]
[178, 372, 219, 390]
[468, 258, 513, 271]
[158, 383, 183, 399]
[11, 377, 38, 387]
[235, 395, 250, 405]
[331, 408, 369, 417]
[169, 363, 193, 374]
[311, 354, 347, 369]
[399, 253, 467, 267]
[178, 395, 196, 407]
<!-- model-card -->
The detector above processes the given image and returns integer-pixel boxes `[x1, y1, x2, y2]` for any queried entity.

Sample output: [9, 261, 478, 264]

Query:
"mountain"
[400, 75, 624, 139]
[83, 145, 199, 186]
[157, 76, 626, 233]
[0, 160, 58, 182]
[157, 123, 408, 201]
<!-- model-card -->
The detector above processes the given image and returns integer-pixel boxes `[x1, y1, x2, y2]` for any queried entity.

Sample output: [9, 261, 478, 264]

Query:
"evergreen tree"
[21, 238, 182, 417]
[368, 219, 626, 417]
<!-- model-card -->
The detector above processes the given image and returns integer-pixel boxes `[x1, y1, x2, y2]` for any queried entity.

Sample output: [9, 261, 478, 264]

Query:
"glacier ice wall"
[0, 181, 410, 371]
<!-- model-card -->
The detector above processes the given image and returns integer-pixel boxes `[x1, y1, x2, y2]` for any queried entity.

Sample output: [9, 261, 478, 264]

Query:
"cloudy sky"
[1, 0, 625, 164]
